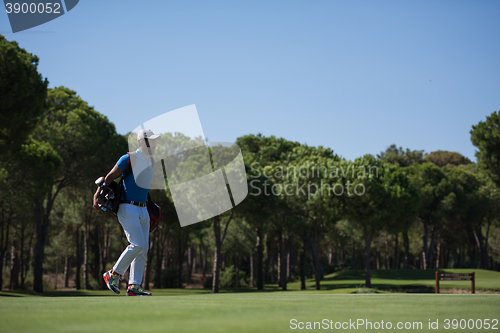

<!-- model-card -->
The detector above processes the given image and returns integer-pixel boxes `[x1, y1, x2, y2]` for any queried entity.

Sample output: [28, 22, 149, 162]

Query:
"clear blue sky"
[2, 0, 499, 161]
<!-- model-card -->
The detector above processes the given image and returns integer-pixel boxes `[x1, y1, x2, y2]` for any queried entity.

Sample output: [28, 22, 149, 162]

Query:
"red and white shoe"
[103, 270, 120, 294]
[126, 285, 151, 296]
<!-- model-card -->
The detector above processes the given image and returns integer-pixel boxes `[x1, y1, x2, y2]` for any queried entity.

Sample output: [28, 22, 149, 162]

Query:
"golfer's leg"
[113, 205, 146, 275]
[129, 207, 150, 285]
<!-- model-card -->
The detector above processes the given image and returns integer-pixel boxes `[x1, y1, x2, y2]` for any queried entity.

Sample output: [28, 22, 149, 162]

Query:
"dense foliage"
[2, 35, 500, 293]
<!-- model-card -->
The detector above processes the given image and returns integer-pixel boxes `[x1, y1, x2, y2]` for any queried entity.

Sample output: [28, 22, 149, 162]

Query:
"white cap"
[137, 129, 160, 141]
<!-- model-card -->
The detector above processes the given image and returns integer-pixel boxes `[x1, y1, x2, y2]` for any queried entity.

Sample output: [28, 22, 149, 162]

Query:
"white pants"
[113, 204, 150, 285]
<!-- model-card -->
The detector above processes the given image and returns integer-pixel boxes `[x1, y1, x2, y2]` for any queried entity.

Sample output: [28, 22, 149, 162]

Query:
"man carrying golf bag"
[93, 129, 160, 296]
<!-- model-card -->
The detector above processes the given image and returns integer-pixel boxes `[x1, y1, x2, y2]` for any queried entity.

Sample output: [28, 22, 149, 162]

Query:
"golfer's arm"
[104, 164, 123, 185]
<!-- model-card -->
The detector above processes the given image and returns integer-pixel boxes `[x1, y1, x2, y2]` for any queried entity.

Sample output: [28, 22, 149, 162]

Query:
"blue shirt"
[117, 149, 154, 203]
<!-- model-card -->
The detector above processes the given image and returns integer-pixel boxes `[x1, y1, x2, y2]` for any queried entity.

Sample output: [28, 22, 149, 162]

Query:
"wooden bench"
[435, 272, 475, 294]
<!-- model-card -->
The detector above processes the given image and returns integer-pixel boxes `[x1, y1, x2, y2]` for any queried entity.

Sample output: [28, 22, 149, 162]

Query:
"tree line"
[1, 35, 500, 293]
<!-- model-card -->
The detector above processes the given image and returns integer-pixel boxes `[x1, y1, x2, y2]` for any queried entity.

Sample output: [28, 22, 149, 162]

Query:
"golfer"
[93, 129, 159, 296]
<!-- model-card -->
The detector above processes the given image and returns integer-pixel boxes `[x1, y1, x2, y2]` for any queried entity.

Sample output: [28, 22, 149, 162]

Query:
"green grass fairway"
[1, 269, 499, 332]
[1, 291, 499, 333]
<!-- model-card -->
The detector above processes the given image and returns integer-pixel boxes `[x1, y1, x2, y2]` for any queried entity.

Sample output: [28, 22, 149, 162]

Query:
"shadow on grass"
[284, 269, 442, 293]
[324, 269, 437, 281]
[2, 288, 230, 297]
[0, 293, 24, 297]
[3, 269, 488, 297]
[317, 283, 433, 292]
[0, 290, 118, 297]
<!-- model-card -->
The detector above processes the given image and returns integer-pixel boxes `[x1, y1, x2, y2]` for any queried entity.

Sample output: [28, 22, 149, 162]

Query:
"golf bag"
[95, 152, 162, 232]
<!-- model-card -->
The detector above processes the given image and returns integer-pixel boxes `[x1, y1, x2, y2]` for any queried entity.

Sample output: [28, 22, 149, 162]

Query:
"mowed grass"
[1, 269, 499, 332]
[0, 291, 499, 333]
